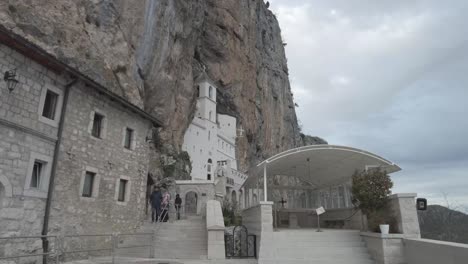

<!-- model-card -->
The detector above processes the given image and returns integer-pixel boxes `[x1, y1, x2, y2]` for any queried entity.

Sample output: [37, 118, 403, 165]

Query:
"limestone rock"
[0, 0, 325, 172]
[300, 134, 328, 146]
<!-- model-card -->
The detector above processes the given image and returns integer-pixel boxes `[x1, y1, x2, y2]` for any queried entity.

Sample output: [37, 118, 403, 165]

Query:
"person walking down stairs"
[161, 189, 171, 222]
[175, 194, 182, 220]
[149, 186, 162, 223]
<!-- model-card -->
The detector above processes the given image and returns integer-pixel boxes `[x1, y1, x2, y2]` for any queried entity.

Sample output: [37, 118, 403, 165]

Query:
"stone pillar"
[257, 202, 274, 264]
[206, 200, 226, 260]
[389, 193, 420, 238]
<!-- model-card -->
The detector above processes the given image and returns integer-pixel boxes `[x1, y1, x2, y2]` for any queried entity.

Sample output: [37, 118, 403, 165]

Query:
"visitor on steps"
[175, 194, 182, 220]
[150, 186, 162, 223]
[161, 189, 171, 222]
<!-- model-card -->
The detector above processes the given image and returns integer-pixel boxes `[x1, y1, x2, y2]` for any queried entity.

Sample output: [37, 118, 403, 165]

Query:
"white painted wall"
[182, 80, 244, 186]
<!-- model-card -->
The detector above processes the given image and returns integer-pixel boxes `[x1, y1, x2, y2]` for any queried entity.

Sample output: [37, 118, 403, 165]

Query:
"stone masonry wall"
[49, 82, 153, 238]
[0, 43, 67, 259]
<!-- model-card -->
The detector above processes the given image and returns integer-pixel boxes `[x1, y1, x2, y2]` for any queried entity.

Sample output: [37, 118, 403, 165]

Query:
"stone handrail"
[206, 200, 225, 259]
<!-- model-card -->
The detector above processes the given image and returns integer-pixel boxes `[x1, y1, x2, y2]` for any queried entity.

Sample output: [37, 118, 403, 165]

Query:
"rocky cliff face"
[0, 0, 324, 174]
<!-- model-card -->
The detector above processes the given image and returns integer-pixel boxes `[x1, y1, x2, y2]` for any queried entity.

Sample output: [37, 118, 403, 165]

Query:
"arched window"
[197, 85, 200, 97]
[239, 190, 243, 209]
[209, 111, 212, 121]
[209, 86, 213, 99]
[207, 159, 213, 180]
[231, 191, 237, 204]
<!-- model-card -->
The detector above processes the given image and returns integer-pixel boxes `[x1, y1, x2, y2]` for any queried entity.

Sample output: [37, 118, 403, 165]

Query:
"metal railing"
[0, 232, 156, 264]
[0, 235, 60, 263]
[0, 203, 192, 263]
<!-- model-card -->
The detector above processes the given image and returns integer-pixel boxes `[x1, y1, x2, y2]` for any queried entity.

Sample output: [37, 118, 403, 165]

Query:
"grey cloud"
[270, 0, 468, 209]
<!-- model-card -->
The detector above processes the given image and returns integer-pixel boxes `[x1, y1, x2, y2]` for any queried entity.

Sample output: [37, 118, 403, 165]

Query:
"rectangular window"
[82, 172, 95, 197]
[30, 161, 43, 189]
[124, 128, 133, 149]
[92, 113, 104, 138]
[42, 90, 58, 120]
[118, 179, 128, 202]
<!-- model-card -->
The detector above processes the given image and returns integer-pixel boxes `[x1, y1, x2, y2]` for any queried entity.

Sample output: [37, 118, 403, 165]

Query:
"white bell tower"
[195, 75, 217, 123]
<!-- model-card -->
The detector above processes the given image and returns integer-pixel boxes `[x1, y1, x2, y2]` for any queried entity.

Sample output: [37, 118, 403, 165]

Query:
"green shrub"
[222, 197, 242, 226]
[351, 168, 396, 232]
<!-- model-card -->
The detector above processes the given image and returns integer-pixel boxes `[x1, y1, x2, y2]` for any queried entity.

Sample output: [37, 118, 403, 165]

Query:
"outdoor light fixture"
[3, 69, 19, 93]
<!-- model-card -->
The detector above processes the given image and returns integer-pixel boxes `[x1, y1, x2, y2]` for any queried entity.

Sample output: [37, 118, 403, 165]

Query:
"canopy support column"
[263, 164, 268, 202]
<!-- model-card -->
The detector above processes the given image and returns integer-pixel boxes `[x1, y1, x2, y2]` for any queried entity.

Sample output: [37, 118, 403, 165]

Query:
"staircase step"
[136, 217, 208, 260]
[265, 229, 374, 264]
[260, 259, 374, 264]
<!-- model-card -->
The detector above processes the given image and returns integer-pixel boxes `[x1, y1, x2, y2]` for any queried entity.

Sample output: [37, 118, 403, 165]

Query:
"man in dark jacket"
[150, 186, 162, 222]
[175, 194, 182, 220]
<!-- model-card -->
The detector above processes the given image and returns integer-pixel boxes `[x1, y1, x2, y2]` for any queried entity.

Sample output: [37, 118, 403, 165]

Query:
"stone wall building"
[0, 27, 162, 249]
[49, 79, 155, 235]
[0, 42, 64, 238]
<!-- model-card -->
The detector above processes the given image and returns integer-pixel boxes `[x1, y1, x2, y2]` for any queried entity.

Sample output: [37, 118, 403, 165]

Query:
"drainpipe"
[41, 77, 77, 264]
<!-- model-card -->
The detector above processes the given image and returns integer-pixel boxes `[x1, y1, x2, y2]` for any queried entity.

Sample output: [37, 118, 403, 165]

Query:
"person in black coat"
[175, 194, 182, 220]
[149, 186, 162, 222]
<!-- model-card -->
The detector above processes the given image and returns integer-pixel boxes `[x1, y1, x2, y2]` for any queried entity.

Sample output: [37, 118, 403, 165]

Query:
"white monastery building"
[181, 73, 247, 206]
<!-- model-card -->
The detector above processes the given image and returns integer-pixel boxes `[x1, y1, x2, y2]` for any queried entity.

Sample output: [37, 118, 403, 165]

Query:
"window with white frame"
[24, 153, 52, 198]
[82, 171, 95, 197]
[91, 113, 105, 138]
[38, 85, 63, 127]
[30, 161, 43, 189]
[118, 179, 128, 202]
[123, 127, 134, 149]
[115, 177, 131, 204]
[42, 90, 59, 120]
[79, 167, 100, 200]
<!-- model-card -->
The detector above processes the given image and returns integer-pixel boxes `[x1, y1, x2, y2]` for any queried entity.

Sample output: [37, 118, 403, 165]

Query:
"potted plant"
[351, 168, 394, 234]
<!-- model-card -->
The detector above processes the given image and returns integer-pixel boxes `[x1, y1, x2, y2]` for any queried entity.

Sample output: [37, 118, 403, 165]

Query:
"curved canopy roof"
[243, 145, 401, 189]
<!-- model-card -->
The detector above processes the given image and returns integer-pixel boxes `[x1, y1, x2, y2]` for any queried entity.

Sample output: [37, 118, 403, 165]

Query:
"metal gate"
[224, 225, 256, 258]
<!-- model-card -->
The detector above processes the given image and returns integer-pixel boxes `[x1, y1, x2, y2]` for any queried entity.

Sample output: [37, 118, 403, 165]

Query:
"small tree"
[222, 197, 242, 226]
[351, 168, 394, 232]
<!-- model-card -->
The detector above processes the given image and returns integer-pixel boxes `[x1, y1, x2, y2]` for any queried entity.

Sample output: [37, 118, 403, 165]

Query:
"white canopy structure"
[243, 145, 401, 203]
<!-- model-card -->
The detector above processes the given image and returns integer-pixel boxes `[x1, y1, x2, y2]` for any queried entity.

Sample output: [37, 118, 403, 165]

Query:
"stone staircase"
[262, 229, 374, 264]
[137, 215, 208, 260]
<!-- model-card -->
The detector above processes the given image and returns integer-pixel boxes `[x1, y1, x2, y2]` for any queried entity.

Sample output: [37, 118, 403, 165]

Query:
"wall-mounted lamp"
[4, 69, 19, 93]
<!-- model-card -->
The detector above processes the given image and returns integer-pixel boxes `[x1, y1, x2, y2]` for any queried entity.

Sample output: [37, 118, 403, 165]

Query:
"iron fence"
[0, 232, 155, 264]
[224, 225, 257, 258]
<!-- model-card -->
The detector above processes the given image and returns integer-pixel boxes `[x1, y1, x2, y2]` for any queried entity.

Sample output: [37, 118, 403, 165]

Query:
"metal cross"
[279, 197, 287, 208]
[237, 126, 245, 137]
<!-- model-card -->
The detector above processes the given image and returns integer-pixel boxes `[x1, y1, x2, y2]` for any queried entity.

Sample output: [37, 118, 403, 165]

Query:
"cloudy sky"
[269, 0, 468, 212]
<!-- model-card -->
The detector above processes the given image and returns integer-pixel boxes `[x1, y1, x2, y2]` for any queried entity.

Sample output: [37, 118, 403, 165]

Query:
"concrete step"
[272, 249, 371, 259]
[156, 228, 206, 233]
[155, 236, 207, 242]
[154, 243, 208, 250]
[154, 251, 208, 260]
[260, 259, 374, 264]
[136, 217, 208, 260]
[276, 241, 365, 247]
[266, 230, 374, 264]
